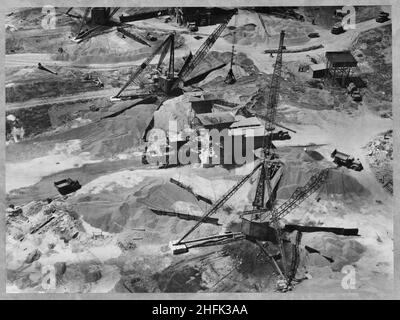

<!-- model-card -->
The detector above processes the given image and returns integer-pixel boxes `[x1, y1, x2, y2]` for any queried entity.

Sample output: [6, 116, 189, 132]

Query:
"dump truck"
[331, 22, 345, 34]
[188, 22, 198, 32]
[376, 11, 390, 23]
[54, 178, 81, 195]
[145, 32, 157, 41]
[331, 149, 363, 171]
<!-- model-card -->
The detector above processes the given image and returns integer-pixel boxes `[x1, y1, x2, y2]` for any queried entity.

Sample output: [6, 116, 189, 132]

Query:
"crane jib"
[177, 161, 263, 244]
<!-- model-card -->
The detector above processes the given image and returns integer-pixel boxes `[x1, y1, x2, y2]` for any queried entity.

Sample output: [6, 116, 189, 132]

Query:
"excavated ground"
[5, 7, 393, 295]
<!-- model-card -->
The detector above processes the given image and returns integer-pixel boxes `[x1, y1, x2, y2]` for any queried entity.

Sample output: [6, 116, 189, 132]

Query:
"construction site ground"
[5, 7, 393, 295]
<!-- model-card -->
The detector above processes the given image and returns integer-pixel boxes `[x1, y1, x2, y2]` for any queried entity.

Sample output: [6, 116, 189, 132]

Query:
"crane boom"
[177, 161, 263, 244]
[171, 10, 236, 91]
[113, 33, 174, 98]
[251, 31, 286, 209]
[265, 30, 285, 138]
[242, 168, 330, 221]
[76, 7, 91, 37]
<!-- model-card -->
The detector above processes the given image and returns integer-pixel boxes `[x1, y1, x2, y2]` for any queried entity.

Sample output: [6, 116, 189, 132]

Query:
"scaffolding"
[325, 51, 358, 87]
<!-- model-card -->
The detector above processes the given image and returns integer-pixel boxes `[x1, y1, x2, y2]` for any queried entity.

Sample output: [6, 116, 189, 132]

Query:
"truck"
[330, 149, 363, 171]
[347, 82, 362, 101]
[351, 88, 362, 101]
[54, 178, 81, 195]
[376, 11, 390, 23]
[271, 130, 291, 140]
[188, 22, 198, 32]
[331, 22, 345, 34]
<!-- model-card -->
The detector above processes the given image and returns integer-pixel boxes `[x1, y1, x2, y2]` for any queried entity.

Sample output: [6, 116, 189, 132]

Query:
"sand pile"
[300, 150, 324, 162]
[300, 232, 365, 271]
[138, 183, 199, 212]
[153, 95, 191, 133]
[223, 10, 315, 48]
[48, 104, 157, 158]
[276, 147, 370, 200]
[277, 164, 370, 200]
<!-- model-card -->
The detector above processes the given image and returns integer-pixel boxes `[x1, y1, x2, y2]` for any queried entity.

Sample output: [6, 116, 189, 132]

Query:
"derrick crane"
[264, 30, 285, 155]
[248, 30, 287, 276]
[68, 7, 161, 44]
[111, 33, 175, 100]
[113, 9, 235, 98]
[252, 30, 285, 210]
[170, 9, 237, 92]
[241, 168, 331, 222]
[175, 161, 263, 245]
[72, 7, 121, 43]
[169, 166, 335, 285]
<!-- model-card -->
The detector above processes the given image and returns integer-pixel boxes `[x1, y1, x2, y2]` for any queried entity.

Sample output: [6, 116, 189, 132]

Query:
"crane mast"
[252, 30, 286, 209]
[265, 30, 285, 154]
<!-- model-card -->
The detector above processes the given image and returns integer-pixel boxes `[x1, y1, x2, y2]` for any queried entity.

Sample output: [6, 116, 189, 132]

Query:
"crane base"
[169, 240, 188, 255]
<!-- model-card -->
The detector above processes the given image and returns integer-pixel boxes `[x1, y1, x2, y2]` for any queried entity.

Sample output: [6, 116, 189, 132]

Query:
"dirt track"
[5, 7, 393, 295]
[6, 88, 117, 111]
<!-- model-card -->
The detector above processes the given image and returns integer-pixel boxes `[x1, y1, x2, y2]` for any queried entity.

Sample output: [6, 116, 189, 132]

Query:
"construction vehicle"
[54, 178, 81, 195]
[6, 204, 23, 217]
[111, 32, 176, 100]
[170, 30, 290, 278]
[170, 9, 237, 92]
[161, 29, 358, 292]
[82, 73, 104, 88]
[308, 32, 320, 38]
[67, 7, 164, 44]
[331, 22, 345, 34]
[330, 149, 363, 171]
[376, 11, 390, 23]
[94, 77, 104, 88]
[113, 10, 236, 99]
[271, 130, 290, 140]
[188, 22, 199, 32]
[347, 82, 362, 101]
[145, 32, 157, 42]
[331, 8, 356, 34]
[347, 82, 357, 94]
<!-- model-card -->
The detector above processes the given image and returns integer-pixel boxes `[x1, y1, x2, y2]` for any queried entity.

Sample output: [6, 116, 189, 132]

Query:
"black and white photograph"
[2, 2, 397, 299]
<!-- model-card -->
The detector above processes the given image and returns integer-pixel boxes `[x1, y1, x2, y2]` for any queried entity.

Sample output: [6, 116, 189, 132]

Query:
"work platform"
[325, 51, 358, 87]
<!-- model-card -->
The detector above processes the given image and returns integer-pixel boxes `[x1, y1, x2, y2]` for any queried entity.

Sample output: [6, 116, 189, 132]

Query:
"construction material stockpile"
[275, 149, 370, 200]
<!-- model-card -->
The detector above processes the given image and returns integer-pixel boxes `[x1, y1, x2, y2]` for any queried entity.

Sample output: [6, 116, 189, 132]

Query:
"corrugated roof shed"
[326, 51, 357, 67]
[196, 112, 236, 126]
